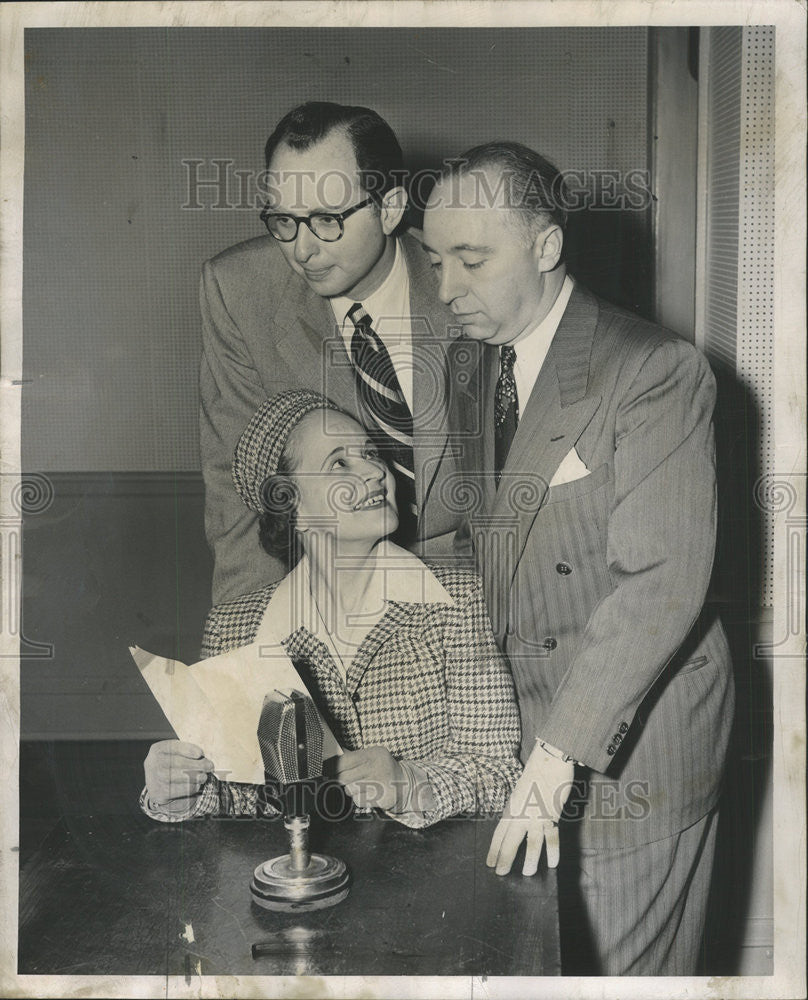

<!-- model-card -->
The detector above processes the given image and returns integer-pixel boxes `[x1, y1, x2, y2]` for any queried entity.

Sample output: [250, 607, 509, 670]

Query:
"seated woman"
[142, 390, 521, 828]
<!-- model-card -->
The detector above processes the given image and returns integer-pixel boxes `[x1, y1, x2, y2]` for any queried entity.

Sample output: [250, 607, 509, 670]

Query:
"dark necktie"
[347, 303, 417, 537]
[494, 345, 519, 486]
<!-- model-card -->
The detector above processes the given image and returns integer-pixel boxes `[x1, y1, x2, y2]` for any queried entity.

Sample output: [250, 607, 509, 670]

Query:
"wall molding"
[740, 916, 774, 949]
[737, 917, 774, 976]
[22, 730, 172, 742]
[30, 471, 205, 498]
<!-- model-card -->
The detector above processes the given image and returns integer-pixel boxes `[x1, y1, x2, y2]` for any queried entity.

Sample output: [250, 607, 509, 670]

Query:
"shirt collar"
[508, 274, 575, 357]
[258, 539, 454, 643]
[330, 239, 408, 328]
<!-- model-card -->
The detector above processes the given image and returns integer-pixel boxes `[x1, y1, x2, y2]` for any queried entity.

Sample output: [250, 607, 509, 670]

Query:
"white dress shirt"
[330, 240, 414, 413]
[507, 274, 575, 416]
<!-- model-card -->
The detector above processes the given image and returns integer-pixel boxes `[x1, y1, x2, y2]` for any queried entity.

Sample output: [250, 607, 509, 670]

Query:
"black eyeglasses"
[260, 197, 374, 243]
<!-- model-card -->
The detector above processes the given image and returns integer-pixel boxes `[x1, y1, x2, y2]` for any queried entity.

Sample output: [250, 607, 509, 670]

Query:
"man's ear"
[533, 224, 564, 273]
[380, 186, 408, 235]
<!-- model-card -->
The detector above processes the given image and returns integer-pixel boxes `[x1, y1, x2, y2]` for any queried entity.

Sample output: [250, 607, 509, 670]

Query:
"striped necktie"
[347, 303, 418, 532]
[494, 344, 519, 487]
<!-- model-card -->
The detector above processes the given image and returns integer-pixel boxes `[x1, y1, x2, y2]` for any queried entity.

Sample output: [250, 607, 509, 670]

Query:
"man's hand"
[486, 742, 574, 876]
[143, 740, 214, 815]
[333, 745, 408, 811]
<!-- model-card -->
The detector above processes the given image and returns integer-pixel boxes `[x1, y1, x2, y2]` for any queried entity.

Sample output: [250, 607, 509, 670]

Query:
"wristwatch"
[536, 738, 575, 764]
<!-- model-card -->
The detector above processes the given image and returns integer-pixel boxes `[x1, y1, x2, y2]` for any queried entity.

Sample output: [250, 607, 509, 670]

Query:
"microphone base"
[250, 851, 351, 912]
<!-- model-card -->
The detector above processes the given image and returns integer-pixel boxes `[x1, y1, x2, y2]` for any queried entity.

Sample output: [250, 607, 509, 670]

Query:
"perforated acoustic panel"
[703, 28, 742, 369]
[701, 26, 775, 606]
[23, 27, 649, 471]
[737, 27, 776, 607]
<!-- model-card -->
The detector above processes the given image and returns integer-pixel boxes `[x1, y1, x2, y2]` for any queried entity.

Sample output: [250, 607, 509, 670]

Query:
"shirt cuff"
[384, 760, 438, 827]
[139, 775, 220, 823]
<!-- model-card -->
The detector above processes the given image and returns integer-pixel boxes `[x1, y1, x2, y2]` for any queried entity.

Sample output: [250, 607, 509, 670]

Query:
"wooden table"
[18, 741, 559, 977]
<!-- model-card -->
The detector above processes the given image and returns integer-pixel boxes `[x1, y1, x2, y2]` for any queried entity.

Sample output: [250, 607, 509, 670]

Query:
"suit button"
[613, 733, 623, 745]
[351, 692, 360, 703]
[542, 637, 557, 650]
[619, 722, 629, 734]
[607, 745, 616, 756]
[556, 562, 572, 575]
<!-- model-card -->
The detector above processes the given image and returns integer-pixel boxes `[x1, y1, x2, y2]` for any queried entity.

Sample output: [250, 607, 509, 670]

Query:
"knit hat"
[232, 390, 342, 513]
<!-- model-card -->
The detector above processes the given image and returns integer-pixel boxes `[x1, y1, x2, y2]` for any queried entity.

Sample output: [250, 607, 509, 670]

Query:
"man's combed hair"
[264, 101, 404, 205]
[445, 141, 569, 239]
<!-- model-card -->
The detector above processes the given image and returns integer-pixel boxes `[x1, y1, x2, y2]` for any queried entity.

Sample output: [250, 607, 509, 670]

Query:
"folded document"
[131, 641, 342, 784]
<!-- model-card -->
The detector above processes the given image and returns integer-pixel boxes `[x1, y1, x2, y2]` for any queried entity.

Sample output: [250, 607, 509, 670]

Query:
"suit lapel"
[344, 602, 415, 694]
[402, 234, 457, 512]
[483, 283, 603, 598]
[272, 272, 358, 410]
[282, 627, 364, 749]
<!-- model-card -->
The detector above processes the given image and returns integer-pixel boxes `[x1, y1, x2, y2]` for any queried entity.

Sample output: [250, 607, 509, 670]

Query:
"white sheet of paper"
[130, 642, 342, 783]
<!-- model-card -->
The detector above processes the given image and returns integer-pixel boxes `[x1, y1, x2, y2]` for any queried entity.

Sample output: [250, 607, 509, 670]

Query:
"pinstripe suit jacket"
[200, 231, 466, 604]
[454, 283, 735, 849]
[200, 564, 522, 828]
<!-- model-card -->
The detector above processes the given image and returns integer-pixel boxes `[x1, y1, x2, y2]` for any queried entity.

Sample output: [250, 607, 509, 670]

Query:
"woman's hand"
[143, 740, 214, 815]
[333, 745, 408, 811]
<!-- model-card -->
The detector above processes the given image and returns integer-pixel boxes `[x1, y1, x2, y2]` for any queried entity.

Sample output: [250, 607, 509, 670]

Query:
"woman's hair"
[257, 449, 303, 570]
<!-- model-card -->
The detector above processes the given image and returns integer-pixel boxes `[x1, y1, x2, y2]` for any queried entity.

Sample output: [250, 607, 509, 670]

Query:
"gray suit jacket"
[200, 232, 466, 603]
[454, 283, 734, 849]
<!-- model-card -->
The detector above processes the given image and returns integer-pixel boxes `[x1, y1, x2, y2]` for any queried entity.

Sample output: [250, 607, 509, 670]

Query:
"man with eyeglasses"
[200, 102, 466, 603]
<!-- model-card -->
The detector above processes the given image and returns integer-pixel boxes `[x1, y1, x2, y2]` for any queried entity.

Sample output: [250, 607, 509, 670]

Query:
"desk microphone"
[250, 690, 350, 912]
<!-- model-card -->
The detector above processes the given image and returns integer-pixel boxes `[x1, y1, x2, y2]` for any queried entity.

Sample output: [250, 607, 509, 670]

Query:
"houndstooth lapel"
[281, 627, 363, 749]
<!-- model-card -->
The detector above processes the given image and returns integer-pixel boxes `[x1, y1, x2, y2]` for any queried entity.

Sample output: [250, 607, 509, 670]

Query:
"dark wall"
[21, 474, 211, 738]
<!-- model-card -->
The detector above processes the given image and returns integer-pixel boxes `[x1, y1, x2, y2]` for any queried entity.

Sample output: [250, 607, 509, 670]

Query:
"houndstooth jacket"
[158, 562, 522, 829]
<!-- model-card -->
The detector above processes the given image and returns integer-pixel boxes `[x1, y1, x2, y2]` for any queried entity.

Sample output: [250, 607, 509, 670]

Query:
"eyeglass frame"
[260, 196, 375, 243]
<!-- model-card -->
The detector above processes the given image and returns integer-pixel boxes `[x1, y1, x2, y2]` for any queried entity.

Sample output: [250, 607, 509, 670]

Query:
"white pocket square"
[549, 447, 590, 487]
